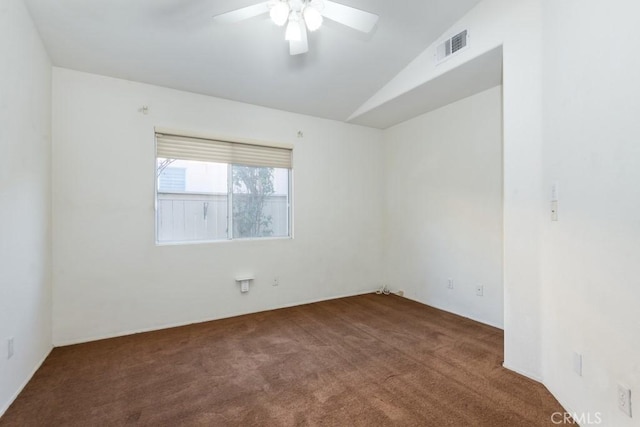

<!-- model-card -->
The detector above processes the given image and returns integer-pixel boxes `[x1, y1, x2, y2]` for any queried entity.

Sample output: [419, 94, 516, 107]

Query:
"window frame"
[153, 130, 293, 245]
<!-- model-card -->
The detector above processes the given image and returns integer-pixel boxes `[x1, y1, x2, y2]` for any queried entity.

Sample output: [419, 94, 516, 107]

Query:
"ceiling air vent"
[435, 30, 468, 64]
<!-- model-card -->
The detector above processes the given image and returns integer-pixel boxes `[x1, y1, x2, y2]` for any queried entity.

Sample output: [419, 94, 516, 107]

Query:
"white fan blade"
[212, 2, 270, 24]
[322, 0, 378, 33]
[289, 20, 308, 55]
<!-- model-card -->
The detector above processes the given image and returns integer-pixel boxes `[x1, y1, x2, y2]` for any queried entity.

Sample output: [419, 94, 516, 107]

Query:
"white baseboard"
[502, 362, 543, 383]
[399, 293, 505, 330]
[54, 289, 378, 347]
[542, 385, 574, 415]
[0, 347, 52, 418]
[397, 295, 543, 384]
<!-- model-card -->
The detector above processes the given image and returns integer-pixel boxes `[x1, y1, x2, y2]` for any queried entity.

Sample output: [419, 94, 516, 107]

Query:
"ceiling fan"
[212, 0, 379, 56]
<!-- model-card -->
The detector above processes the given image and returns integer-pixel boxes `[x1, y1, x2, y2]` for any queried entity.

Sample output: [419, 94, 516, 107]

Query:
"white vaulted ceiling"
[24, 0, 483, 123]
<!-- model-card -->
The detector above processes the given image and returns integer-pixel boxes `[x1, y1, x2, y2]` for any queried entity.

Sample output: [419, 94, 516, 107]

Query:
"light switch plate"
[551, 182, 559, 201]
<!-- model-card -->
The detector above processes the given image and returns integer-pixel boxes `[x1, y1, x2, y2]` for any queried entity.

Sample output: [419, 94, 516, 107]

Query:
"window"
[155, 132, 292, 243]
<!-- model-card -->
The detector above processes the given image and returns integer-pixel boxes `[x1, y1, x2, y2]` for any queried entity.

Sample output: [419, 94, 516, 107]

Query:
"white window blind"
[156, 133, 292, 169]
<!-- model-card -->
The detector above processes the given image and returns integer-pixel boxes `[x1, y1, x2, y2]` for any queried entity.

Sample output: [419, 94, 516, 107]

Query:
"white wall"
[11, 0, 640, 422]
[51, 68, 384, 345]
[383, 86, 503, 328]
[540, 1, 640, 425]
[367, 0, 640, 421]
[0, 0, 52, 416]
[356, 0, 544, 380]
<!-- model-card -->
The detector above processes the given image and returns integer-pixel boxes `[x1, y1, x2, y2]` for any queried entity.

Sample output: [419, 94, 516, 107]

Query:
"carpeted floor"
[1, 294, 565, 426]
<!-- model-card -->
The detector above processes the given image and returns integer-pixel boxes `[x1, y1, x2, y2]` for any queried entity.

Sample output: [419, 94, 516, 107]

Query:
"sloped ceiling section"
[350, 46, 503, 129]
[24, 0, 481, 122]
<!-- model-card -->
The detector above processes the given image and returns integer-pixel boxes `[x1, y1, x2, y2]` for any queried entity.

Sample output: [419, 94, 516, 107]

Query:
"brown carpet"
[1, 294, 565, 426]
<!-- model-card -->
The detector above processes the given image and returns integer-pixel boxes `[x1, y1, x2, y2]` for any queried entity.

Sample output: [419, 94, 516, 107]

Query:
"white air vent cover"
[435, 30, 468, 64]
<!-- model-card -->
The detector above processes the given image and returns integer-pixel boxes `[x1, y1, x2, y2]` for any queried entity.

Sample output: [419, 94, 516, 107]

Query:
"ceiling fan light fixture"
[285, 13, 302, 41]
[303, 6, 323, 32]
[270, 1, 290, 26]
[212, 0, 378, 56]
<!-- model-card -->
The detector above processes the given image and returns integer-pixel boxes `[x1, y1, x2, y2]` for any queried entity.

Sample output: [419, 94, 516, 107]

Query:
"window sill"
[155, 236, 293, 247]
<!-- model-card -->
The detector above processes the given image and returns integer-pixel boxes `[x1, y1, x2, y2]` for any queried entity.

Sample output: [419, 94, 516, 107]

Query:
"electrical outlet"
[447, 278, 454, 289]
[572, 352, 582, 376]
[8, 337, 14, 359]
[273, 277, 279, 286]
[618, 384, 632, 417]
[476, 285, 484, 296]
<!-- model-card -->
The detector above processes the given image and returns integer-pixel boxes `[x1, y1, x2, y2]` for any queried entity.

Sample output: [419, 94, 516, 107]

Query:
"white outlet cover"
[572, 352, 582, 376]
[618, 384, 632, 417]
[476, 285, 483, 296]
[8, 337, 14, 359]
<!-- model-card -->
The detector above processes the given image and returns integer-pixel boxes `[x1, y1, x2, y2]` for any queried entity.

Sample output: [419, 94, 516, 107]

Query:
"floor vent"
[435, 30, 468, 64]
